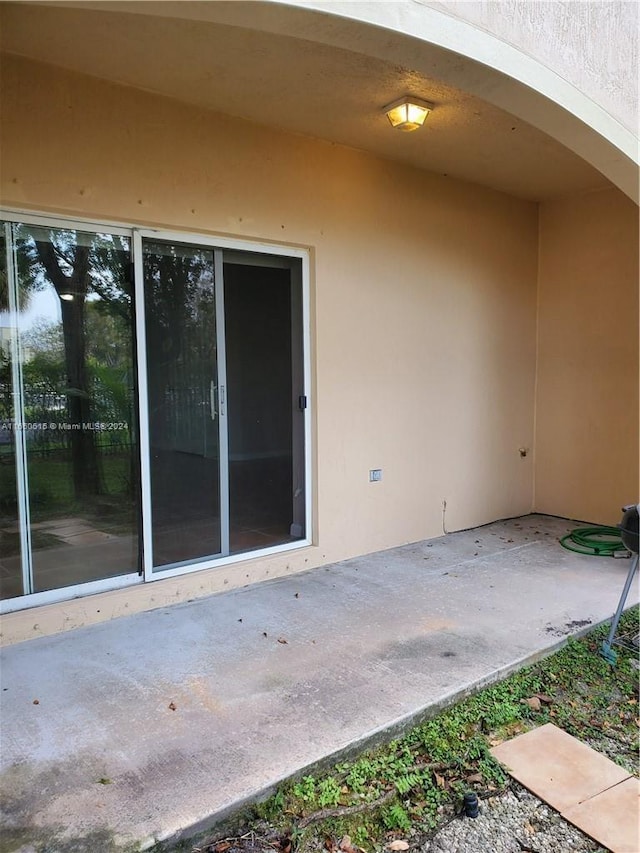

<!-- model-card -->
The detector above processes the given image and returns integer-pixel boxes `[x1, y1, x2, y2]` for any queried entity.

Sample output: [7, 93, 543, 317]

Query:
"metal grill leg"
[601, 553, 639, 665]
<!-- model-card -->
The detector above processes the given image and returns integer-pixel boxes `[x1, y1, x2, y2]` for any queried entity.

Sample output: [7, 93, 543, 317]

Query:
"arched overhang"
[19, 0, 640, 202]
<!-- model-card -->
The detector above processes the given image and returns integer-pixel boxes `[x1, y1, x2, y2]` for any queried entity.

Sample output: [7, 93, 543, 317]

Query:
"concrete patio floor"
[1, 514, 638, 852]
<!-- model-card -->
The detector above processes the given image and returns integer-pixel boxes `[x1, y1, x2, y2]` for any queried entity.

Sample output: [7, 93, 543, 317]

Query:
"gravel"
[421, 783, 607, 853]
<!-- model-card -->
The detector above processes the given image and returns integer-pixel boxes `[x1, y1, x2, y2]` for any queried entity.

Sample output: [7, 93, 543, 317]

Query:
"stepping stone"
[491, 723, 638, 853]
[563, 777, 640, 853]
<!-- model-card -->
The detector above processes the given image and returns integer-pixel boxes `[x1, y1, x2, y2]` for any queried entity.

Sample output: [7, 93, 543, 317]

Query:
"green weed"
[207, 608, 640, 853]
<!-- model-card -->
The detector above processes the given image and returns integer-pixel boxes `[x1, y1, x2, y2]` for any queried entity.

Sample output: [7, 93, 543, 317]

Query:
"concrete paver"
[490, 723, 631, 812]
[563, 777, 640, 853]
[0, 515, 637, 852]
[491, 724, 639, 853]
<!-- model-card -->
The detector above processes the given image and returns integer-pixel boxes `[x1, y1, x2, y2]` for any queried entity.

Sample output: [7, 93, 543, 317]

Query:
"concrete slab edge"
[151, 614, 622, 852]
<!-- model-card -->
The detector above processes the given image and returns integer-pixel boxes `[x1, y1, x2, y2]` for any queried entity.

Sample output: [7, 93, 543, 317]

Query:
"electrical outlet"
[369, 469, 383, 482]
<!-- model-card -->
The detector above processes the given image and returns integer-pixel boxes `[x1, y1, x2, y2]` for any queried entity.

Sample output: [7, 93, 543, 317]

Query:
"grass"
[0, 452, 135, 546]
[168, 608, 639, 853]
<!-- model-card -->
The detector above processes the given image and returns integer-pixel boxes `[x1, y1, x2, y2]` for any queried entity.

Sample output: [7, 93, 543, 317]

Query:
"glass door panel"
[0, 224, 24, 599]
[3, 221, 308, 602]
[223, 256, 305, 553]
[142, 240, 222, 569]
[11, 224, 139, 594]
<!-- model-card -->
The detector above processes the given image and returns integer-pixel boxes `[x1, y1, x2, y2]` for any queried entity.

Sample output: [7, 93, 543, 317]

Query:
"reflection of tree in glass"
[0, 227, 10, 424]
[143, 243, 213, 355]
[22, 317, 63, 356]
[143, 244, 216, 442]
[17, 227, 132, 499]
[0, 227, 6, 312]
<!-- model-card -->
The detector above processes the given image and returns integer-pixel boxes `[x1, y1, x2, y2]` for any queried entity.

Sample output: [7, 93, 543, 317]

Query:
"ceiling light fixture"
[383, 96, 434, 132]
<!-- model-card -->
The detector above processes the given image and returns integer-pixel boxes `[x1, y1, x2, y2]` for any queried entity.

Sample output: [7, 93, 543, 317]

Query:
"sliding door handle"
[210, 383, 225, 418]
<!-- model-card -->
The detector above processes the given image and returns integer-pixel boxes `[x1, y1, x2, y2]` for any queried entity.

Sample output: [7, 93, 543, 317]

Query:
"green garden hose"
[559, 526, 627, 557]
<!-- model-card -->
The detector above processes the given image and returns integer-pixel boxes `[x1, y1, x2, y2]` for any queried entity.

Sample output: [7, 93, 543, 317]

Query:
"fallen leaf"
[277, 637, 288, 644]
[32, 699, 39, 705]
[387, 841, 409, 851]
[466, 773, 483, 784]
[168, 702, 177, 711]
[338, 835, 353, 852]
[435, 772, 446, 788]
[522, 696, 541, 712]
[324, 837, 336, 852]
[534, 693, 553, 704]
[214, 843, 231, 853]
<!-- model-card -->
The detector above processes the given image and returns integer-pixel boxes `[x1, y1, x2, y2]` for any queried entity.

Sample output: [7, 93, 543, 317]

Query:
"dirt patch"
[545, 619, 592, 637]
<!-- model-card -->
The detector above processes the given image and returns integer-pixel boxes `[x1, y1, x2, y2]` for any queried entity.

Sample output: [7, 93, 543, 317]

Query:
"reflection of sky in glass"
[17, 287, 60, 331]
[12, 228, 122, 334]
[0, 289, 56, 343]
[16, 276, 104, 334]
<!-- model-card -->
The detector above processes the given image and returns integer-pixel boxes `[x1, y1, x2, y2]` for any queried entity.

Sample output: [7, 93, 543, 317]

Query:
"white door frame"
[134, 227, 312, 581]
[214, 248, 231, 558]
[133, 233, 231, 577]
[3, 222, 33, 596]
[0, 211, 312, 609]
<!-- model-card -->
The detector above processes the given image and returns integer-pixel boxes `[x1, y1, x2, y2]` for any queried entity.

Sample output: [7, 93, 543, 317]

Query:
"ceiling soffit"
[0, 2, 612, 200]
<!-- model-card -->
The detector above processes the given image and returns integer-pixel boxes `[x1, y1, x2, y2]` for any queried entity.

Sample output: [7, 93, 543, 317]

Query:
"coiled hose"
[559, 526, 627, 557]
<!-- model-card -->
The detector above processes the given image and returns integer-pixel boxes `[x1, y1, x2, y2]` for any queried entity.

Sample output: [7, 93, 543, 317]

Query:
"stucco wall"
[266, 0, 637, 200]
[0, 55, 539, 640]
[427, 0, 638, 135]
[535, 188, 639, 524]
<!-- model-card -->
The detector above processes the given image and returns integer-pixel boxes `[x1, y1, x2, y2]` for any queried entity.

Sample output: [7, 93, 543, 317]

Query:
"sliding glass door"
[2, 216, 308, 607]
[0, 224, 22, 598]
[141, 239, 225, 568]
[138, 235, 306, 573]
[1, 221, 139, 599]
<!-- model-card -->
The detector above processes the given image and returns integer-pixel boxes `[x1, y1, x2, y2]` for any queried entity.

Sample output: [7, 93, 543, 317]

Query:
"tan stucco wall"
[427, 0, 639, 135]
[0, 55, 540, 642]
[535, 188, 639, 524]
